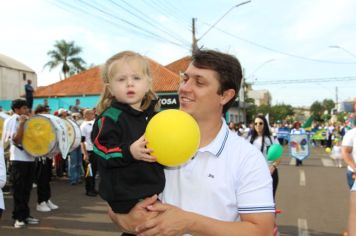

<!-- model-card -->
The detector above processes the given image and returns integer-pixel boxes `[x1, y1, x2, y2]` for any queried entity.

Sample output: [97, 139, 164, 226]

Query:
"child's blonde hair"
[96, 51, 159, 114]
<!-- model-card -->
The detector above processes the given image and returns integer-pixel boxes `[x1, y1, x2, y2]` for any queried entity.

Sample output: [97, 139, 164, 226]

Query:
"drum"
[63, 118, 81, 152]
[22, 114, 70, 158]
[0, 113, 10, 141]
[0, 112, 10, 149]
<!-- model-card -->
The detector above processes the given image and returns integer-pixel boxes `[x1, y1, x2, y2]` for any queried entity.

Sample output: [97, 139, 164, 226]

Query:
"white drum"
[0, 112, 10, 149]
[22, 114, 70, 158]
[0, 112, 10, 141]
[63, 118, 81, 152]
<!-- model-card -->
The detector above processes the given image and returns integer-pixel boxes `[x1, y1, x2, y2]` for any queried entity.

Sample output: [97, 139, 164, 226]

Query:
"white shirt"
[342, 127, 356, 172]
[5, 114, 33, 162]
[249, 135, 279, 165]
[0, 147, 6, 210]
[80, 120, 94, 151]
[161, 120, 275, 225]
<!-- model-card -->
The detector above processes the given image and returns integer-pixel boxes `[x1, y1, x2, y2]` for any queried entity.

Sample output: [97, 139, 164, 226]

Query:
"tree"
[44, 40, 86, 79]
[270, 104, 294, 123]
[310, 101, 324, 121]
[322, 99, 335, 114]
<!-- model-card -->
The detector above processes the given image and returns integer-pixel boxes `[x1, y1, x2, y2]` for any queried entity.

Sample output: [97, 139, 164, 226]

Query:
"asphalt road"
[0, 145, 351, 235]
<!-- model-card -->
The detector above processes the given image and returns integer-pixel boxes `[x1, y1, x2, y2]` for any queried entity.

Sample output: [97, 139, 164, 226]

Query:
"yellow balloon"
[325, 147, 331, 153]
[145, 109, 200, 167]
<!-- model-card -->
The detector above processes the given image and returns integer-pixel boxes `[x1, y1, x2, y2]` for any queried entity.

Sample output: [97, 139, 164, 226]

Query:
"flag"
[302, 116, 313, 131]
[85, 163, 93, 177]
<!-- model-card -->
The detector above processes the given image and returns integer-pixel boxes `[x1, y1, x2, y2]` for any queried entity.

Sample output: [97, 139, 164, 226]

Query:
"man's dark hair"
[34, 104, 48, 114]
[192, 50, 243, 113]
[11, 99, 28, 111]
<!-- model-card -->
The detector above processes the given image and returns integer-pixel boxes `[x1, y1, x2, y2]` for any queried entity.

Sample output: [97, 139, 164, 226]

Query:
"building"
[247, 88, 271, 106]
[30, 57, 180, 112]
[0, 54, 37, 108]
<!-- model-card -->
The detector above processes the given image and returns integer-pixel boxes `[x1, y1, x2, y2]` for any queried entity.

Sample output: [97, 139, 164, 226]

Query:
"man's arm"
[135, 202, 274, 236]
[342, 146, 356, 171]
[13, 115, 28, 145]
[108, 195, 159, 234]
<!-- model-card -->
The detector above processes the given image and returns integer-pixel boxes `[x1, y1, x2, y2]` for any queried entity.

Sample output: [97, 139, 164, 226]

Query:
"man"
[110, 50, 275, 235]
[24, 80, 34, 112]
[342, 126, 356, 189]
[349, 181, 356, 235]
[80, 109, 97, 197]
[70, 99, 82, 113]
[2, 99, 39, 228]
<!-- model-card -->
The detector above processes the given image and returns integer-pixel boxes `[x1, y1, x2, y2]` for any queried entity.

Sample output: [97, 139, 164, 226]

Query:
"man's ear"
[221, 89, 236, 105]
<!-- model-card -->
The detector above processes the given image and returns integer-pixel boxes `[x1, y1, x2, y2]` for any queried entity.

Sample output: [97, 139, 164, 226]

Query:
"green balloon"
[267, 144, 283, 161]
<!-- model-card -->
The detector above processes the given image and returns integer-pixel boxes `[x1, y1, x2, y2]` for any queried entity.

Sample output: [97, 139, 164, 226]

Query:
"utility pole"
[190, 1, 251, 55]
[192, 18, 198, 54]
[335, 86, 338, 109]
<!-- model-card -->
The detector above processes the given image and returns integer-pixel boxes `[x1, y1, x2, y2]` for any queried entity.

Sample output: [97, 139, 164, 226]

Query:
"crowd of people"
[0, 97, 99, 228]
[0, 49, 355, 235]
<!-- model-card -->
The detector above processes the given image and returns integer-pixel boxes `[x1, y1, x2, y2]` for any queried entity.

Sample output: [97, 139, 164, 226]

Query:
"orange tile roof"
[165, 56, 191, 74]
[34, 66, 103, 97]
[34, 58, 182, 98]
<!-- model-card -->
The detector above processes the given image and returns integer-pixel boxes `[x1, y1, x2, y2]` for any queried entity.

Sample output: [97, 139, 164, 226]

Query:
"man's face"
[15, 106, 29, 115]
[178, 64, 225, 121]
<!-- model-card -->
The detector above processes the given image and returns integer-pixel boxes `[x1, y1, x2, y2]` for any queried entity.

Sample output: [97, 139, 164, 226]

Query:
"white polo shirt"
[342, 127, 356, 172]
[80, 120, 94, 151]
[162, 120, 275, 223]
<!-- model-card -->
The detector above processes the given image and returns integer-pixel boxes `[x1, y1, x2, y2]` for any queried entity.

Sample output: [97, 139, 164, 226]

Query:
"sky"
[1, 0, 355, 107]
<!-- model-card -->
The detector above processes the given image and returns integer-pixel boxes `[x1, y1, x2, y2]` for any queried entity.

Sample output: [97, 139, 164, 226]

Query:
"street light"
[329, 45, 356, 59]
[192, 0, 251, 53]
[246, 59, 275, 83]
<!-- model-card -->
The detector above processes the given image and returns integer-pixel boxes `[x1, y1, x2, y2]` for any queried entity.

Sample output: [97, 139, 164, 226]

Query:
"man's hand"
[108, 195, 159, 234]
[136, 202, 191, 236]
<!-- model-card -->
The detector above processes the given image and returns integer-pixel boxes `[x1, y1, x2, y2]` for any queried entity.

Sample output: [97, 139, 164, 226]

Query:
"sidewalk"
[0, 177, 120, 235]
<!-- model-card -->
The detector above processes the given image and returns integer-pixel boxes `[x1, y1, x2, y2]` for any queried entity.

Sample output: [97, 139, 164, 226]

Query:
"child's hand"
[130, 135, 156, 162]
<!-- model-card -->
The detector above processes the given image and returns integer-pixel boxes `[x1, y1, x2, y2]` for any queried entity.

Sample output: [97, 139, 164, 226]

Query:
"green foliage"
[322, 99, 335, 114]
[44, 40, 87, 79]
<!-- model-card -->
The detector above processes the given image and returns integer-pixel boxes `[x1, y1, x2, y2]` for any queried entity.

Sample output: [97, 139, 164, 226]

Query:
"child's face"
[109, 59, 150, 111]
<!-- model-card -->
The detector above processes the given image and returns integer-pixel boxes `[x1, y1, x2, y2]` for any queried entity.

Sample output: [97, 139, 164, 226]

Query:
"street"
[0, 145, 350, 235]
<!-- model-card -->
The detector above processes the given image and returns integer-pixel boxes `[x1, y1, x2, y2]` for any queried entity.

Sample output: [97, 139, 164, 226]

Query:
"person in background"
[0, 140, 6, 219]
[342, 125, 356, 189]
[330, 138, 343, 168]
[91, 50, 164, 224]
[24, 80, 34, 113]
[291, 121, 306, 167]
[2, 99, 39, 228]
[33, 105, 58, 212]
[69, 99, 82, 114]
[248, 114, 281, 199]
[80, 109, 97, 197]
[109, 49, 275, 235]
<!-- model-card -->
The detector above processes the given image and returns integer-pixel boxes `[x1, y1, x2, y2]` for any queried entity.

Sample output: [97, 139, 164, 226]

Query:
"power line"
[201, 23, 356, 65]
[253, 76, 356, 85]
[52, 0, 190, 50]
[142, 0, 191, 30]
[113, 0, 191, 45]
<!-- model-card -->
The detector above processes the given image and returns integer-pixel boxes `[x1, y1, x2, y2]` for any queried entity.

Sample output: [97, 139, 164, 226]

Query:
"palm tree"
[44, 40, 86, 79]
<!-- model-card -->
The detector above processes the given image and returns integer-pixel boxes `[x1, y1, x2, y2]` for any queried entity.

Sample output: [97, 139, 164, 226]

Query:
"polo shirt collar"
[198, 118, 229, 157]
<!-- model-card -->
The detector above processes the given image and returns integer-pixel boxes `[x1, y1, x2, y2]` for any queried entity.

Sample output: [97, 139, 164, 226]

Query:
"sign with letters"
[158, 94, 179, 109]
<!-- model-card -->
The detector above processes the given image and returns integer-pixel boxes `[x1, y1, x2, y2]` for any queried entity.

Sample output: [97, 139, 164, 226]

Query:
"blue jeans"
[69, 147, 82, 184]
[347, 170, 355, 189]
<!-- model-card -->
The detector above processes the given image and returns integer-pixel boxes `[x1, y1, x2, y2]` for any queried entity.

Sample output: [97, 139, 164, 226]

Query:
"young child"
[91, 51, 165, 215]
[330, 138, 343, 168]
